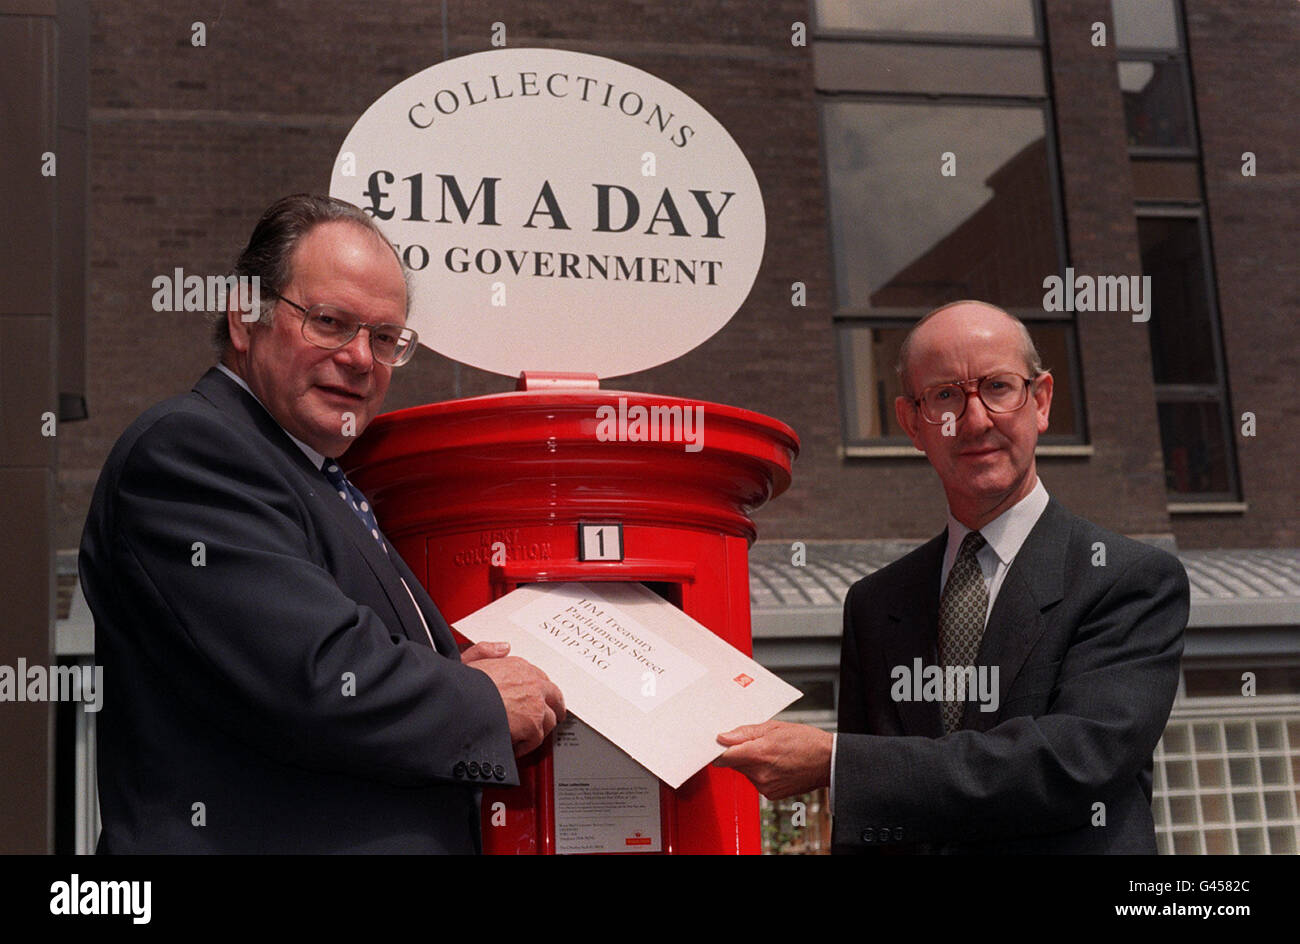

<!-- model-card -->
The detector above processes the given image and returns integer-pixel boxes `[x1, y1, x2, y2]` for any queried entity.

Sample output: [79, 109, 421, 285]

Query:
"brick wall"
[58, 0, 1296, 550]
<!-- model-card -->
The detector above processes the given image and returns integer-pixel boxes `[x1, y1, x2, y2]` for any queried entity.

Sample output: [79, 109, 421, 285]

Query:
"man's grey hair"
[212, 193, 410, 354]
[895, 300, 1045, 397]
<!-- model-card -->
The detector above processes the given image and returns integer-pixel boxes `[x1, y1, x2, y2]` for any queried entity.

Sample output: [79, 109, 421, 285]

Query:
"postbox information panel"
[330, 47, 766, 379]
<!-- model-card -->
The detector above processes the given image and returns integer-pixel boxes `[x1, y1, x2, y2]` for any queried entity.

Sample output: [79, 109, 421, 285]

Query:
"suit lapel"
[962, 498, 1070, 732]
[193, 367, 441, 651]
[388, 545, 461, 657]
[882, 531, 947, 738]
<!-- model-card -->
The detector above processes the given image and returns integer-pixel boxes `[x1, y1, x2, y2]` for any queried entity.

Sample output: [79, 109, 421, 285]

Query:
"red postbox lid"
[345, 389, 798, 541]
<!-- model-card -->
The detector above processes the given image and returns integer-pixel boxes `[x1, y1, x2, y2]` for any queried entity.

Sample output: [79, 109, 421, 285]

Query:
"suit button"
[861, 828, 874, 843]
[895, 827, 903, 842]
[480, 760, 493, 778]
[467, 761, 481, 778]
[453, 761, 467, 778]
[493, 764, 506, 781]
[879, 827, 893, 843]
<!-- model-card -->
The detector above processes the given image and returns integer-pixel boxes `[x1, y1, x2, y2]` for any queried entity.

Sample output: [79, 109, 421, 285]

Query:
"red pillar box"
[331, 46, 789, 852]
[344, 387, 797, 853]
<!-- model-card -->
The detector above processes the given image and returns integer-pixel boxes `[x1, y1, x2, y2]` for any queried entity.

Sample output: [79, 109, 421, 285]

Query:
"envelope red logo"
[733, 673, 754, 688]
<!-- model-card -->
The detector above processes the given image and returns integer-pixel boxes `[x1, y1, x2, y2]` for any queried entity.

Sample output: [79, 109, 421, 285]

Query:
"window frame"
[813, 2, 1087, 451]
[1135, 205, 1242, 502]
[810, 0, 1043, 46]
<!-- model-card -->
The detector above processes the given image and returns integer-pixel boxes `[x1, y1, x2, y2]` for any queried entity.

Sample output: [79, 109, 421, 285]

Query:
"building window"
[1114, 0, 1241, 502]
[813, 1, 1085, 450]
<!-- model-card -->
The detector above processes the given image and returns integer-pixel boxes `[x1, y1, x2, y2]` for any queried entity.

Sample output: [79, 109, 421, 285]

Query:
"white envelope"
[453, 581, 802, 788]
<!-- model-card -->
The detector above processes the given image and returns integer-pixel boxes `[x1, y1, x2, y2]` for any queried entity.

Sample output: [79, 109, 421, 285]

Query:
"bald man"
[716, 301, 1187, 853]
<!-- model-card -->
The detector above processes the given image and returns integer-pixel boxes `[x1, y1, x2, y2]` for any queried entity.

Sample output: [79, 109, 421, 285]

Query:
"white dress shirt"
[940, 477, 1051, 621]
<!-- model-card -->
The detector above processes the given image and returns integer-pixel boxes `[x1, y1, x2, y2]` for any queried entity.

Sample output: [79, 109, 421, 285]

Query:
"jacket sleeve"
[832, 544, 1187, 846]
[97, 408, 517, 787]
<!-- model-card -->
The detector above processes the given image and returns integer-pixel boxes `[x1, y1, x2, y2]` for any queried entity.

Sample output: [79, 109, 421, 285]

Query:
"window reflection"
[823, 102, 1059, 310]
[1139, 217, 1216, 384]
[814, 0, 1037, 38]
[1158, 400, 1231, 494]
[1112, 0, 1180, 49]
[1119, 59, 1193, 148]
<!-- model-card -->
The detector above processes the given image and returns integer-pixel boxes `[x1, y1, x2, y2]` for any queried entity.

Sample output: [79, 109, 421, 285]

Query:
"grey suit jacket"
[832, 498, 1188, 854]
[80, 367, 517, 853]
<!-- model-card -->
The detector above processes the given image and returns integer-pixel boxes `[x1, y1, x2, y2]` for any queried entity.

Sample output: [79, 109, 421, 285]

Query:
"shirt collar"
[946, 477, 1050, 567]
[215, 363, 327, 470]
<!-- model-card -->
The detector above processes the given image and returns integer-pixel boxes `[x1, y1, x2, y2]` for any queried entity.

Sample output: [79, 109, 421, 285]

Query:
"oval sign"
[331, 48, 765, 379]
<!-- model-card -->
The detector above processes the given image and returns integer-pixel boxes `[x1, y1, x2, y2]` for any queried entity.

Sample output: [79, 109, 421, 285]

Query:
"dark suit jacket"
[79, 367, 517, 853]
[832, 498, 1188, 854]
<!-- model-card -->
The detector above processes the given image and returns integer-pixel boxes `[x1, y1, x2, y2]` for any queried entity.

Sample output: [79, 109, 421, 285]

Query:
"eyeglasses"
[265, 290, 418, 367]
[910, 372, 1041, 425]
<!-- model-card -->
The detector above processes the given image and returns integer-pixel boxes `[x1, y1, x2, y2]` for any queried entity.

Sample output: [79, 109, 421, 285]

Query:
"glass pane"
[1130, 158, 1200, 202]
[1257, 722, 1284, 751]
[1026, 322, 1077, 438]
[1157, 400, 1232, 495]
[841, 325, 908, 438]
[1168, 795, 1197, 823]
[1260, 756, 1286, 785]
[1236, 827, 1264, 854]
[1165, 759, 1193, 789]
[840, 321, 1077, 441]
[1227, 757, 1257, 786]
[814, 0, 1037, 37]
[1139, 217, 1216, 384]
[1118, 59, 1193, 148]
[1112, 0, 1181, 50]
[1193, 724, 1221, 752]
[1161, 723, 1189, 754]
[1268, 827, 1297, 854]
[1232, 793, 1261, 822]
[823, 102, 1060, 310]
[1203, 829, 1234, 853]
[1196, 757, 1225, 788]
[1224, 722, 1252, 752]
[1263, 791, 1293, 820]
[1199, 793, 1228, 823]
[814, 43, 1044, 97]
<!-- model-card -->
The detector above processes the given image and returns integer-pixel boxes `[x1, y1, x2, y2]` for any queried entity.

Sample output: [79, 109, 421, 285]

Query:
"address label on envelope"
[453, 581, 801, 789]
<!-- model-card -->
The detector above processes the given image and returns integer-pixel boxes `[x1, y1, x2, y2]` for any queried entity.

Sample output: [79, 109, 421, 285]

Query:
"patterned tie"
[937, 531, 988, 734]
[320, 458, 445, 652]
[320, 459, 389, 555]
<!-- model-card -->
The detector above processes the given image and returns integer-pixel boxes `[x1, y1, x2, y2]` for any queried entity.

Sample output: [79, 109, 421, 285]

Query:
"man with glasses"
[717, 300, 1188, 853]
[80, 194, 564, 853]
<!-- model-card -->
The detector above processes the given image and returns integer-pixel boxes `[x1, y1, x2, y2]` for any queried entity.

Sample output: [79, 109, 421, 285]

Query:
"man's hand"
[462, 642, 566, 756]
[714, 721, 833, 800]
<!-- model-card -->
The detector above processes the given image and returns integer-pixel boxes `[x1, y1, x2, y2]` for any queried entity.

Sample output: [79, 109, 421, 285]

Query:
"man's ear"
[1032, 371, 1054, 434]
[895, 396, 925, 451]
[227, 292, 255, 354]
